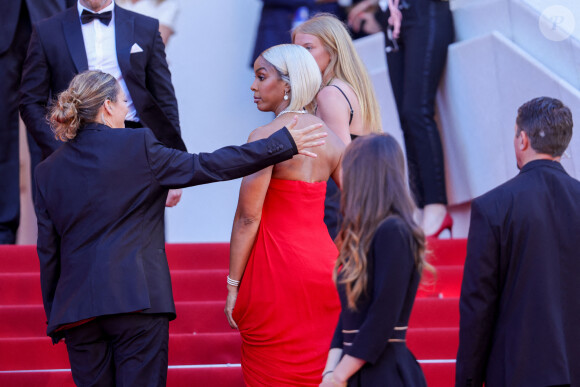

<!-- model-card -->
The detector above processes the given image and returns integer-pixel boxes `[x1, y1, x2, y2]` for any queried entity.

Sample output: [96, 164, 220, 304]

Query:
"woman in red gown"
[225, 44, 345, 386]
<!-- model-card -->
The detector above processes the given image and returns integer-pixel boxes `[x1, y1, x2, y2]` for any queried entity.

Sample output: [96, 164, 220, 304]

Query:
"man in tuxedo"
[19, 0, 185, 206]
[0, 0, 74, 244]
[455, 97, 579, 387]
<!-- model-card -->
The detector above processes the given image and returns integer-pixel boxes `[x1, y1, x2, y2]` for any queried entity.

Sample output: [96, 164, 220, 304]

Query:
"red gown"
[233, 178, 341, 386]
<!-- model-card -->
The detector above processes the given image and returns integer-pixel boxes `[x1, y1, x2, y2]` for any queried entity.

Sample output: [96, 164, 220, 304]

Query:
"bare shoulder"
[247, 123, 278, 142]
[331, 79, 356, 94]
[316, 85, 347, 105]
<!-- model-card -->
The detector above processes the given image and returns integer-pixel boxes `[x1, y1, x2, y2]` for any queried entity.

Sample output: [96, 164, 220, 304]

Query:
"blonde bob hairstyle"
[261, 44, 322, 114]
[292, 13, 382, 133]
[49, 70, 120, 142]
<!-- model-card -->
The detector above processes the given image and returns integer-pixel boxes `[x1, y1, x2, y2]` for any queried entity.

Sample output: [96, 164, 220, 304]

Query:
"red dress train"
[233, 178, 341, 386]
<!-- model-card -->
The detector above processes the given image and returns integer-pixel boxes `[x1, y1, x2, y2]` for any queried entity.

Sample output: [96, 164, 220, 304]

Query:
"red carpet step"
[0, 328, 459, 371]
[0, 363, 455, 387]
[0, 240, 466, 387]
[0, 297, 459, 337]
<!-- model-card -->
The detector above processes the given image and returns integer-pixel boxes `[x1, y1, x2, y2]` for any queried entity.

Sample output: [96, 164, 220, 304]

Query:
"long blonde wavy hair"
[334, 134, 434, 310]
[292, 13, 382, 133]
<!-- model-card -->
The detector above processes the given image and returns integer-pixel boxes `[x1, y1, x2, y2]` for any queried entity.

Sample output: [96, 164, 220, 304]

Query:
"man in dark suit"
[250, 0, 340, 66]
[36, 70, 326, 386]
[20, 0, 185, 205]
[455, 97, 579, 387]
[0, 0, 74, 244]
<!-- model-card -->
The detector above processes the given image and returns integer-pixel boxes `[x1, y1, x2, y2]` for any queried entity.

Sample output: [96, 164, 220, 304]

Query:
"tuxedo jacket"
[35, 123, 298, 341]
[456, 160, 580, 387]
[19, 5, 185, 159]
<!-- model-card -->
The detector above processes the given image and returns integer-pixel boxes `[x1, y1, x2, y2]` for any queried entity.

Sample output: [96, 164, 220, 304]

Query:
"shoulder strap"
[329, 84, 354, 125]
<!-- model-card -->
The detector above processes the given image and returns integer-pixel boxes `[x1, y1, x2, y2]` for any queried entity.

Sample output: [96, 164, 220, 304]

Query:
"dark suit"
[20, 4, 186, 160]
[35, 123, 298, 339]
[0, 0, 73, 244]
[251, 0, 340, 65]
[456, 160, 580, 387]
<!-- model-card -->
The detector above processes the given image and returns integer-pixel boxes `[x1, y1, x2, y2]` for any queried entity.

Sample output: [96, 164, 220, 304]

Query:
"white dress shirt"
[77, 0, 138, 122]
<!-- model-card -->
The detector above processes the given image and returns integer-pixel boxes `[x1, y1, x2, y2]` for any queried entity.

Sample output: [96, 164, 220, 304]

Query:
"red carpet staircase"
[0, 240, 466, 386]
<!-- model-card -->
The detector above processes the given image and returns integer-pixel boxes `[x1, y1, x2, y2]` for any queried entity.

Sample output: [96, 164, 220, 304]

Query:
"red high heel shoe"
[426, 213, 453, 239]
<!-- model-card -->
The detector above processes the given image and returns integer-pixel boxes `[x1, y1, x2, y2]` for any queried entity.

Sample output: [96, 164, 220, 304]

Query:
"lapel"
[62, 7, 89, 73]
[114, 6, 135, 81]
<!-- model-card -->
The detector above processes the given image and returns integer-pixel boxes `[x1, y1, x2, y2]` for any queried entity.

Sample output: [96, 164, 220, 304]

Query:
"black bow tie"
[81, 9, 112, 26]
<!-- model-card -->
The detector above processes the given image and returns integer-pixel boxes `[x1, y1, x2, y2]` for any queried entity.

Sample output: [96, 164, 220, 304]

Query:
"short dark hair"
[516, 97, 573, 157]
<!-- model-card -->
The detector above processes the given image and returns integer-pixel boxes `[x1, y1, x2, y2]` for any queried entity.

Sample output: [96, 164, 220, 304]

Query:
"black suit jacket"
[0, 0, 74, 55]
[35, 123, 298, 341]
[456, 160, 580, 387]
[19, 5, 185, 159]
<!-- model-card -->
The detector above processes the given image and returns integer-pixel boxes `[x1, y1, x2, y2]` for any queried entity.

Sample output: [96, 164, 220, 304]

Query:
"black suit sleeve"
[345, 221, 416, 364]
[330, 313, 344, 349]
[19, 26, 62, 158]
[143, 127, 298, 188]
[34, 170, 61, 323]
[145, 26, 180, 136]
[455, 199, 500, 387]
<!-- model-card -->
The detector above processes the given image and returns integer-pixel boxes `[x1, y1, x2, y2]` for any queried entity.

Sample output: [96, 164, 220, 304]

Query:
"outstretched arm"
[146, 117, 326, 188]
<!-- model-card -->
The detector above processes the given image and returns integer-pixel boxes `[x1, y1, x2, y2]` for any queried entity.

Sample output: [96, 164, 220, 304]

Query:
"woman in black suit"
[348, 0, 455, 238]
[320, 134, 432, 387]
[35, 70, 326, 386]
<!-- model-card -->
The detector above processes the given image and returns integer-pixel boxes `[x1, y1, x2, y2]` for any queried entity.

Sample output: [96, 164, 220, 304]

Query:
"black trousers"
[324, 177, 341, 240]
[0, 1, 35, 244]
[386, 0, 454, 207]
[64, 313, 170, 387]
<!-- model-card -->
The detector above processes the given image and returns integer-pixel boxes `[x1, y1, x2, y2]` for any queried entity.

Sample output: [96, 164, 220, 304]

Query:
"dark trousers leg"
[65, 314, 170, 387]
[323, 177, 342, 240]
[0, 3, 32, 244]
[387, 0, 453, 207]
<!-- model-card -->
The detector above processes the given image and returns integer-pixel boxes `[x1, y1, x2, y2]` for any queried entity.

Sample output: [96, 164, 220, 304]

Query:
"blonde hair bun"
[49, 70, 119, 142]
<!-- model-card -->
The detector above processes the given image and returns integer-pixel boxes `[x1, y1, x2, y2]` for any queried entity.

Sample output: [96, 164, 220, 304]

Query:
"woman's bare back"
[251, 113, 344, 183]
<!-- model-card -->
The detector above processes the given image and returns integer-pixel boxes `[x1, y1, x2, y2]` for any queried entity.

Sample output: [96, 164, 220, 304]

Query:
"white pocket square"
[130, 43, 143, 54]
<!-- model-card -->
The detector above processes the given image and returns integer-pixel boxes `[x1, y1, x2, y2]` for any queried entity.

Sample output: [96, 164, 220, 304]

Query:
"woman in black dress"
[320, 134, 433, 387]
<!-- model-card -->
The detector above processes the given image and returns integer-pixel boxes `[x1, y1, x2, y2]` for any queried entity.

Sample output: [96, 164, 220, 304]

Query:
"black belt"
[342, 326, 408, 346]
